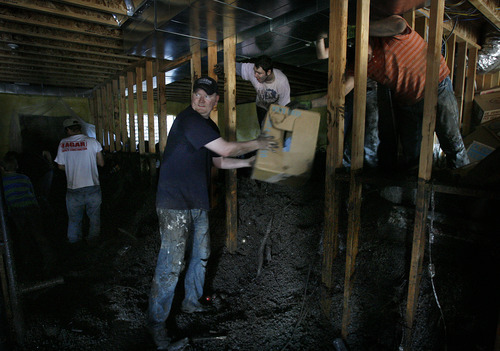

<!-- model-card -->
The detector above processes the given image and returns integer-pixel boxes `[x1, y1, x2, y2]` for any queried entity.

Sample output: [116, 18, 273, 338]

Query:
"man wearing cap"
[54, 118, 104, 244]
[148, 76, 276, 350]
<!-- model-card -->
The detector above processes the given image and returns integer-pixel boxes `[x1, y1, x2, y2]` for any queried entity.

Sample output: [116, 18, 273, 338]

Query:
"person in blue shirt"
[148, 77, 276, 350]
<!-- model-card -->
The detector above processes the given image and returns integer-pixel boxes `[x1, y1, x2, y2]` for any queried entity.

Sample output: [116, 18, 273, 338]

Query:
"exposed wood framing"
[463, 46, 478, 135]
[446, 33, 456, 80]
[146, 60, 155, 155]
[157, 61, 167, 157]
[191, 40, 202, 82]
[416, 8, 481, 48]
[405, 0, 445, 348]
[322, 0, 347, 295]
[454, 42, 468, 125]
[468, 0, 500, 30]
[127, 71, 136, 151]
[112, 79, 120, 151]
[119, 75, 128, 151]
[0, 0, 122, 27]
[107, 82, 115, 152]
[95, 88, 103, 145]
[100, 86, 108, 150]
[341, 0, 369, 339]
[136, 66, 145, 155]
[208, 43, 219, 125]
[223, 34, 238, 253]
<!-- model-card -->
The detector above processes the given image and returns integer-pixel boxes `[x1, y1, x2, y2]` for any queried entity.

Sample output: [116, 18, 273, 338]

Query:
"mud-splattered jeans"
[148, 208, 210, 328]
[66, 185, 101, 243]
[395, 77, 470, 169]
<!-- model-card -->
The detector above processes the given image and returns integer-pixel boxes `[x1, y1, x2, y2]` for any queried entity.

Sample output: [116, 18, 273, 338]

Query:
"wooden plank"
[107, 82, 115, 152]
[208, 43, 219, 125]
[136, 66, 145, 155]
[446, 33, 456, 81]
[463, 47, 478, 135]
[119, 75, 127, 151]
[415, 16, 428, 41]
[341, 0, 369, 339]
[405, 0, 445, 347]
[127, 71, 136, 152]
[454, 42, 468, 125]
[476, 74, 485, 91]
[191, 40, 202, 82]
[112, 79, 121, 151]
[484, 73, 493, 90]
[158, 53, 192, 72]
[322, 0, 347, 293]
[95, 88, 103, 145]
[468, 0, 500, 30]
[157, 61, 167, 156]
[403, 9, 415, 28]
[146, 60, 156, 154]
[101, 86, 109, 151]
[223, 34, 238, 253]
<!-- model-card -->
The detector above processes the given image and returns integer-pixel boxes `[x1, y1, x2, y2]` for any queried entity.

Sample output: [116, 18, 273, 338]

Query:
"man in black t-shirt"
[148, 77, 276, 350]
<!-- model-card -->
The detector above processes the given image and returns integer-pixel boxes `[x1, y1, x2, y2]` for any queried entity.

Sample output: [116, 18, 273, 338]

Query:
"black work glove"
[286, 100, 312, 110]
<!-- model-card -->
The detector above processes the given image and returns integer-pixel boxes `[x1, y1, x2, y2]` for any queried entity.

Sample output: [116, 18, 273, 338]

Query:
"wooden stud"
[157, 61, 167, 157]
[191, 40, 202, 82]
[136, 66, 145, 155]
[322, 0, 348, 293]
[415, 16, 428, 41]
[106, 82, 115, 152]
[341, 0, 369, 339]
[146, 60, 156, 154]
[454, 42, 468, 125]
[208, 42, 219, 125]
[119, 75, 128, 151]
[96, 87, 103, 145]
[112, 79, 121, 151]
[127, 70, 136, 151]
[101, 86, 109, 151]
[403, 9, 416, 28]
[405, 0, 445, 348]
[463, 47, 478, 135]
[446, 33, 456, 82]
[223, 34, 238, 253]
[484, 73, 493, 90]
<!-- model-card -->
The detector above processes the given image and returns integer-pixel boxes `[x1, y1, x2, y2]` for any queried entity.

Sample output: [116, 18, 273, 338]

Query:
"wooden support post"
[146, 60, 157, 179]
[322, 0, 348, 298]
[136, 66, 145, 155]
[157, 61, 167, 157]
[208, 43, 219, 125]
[463, 46, 478, 135]
[119, 75, 127, 151]
[106, 82, 115, 152]
[207, 41, 220, 208]
[415, 16, 428, 41]
[191, 40, 202, 82]
[476, 74, 485, 91]
[404, 0, 445, 348]
[223, 34, 238, 253]
[341, 0, 369, 339]
[403, 9, 415, 29]
[146, 61, 156, 154]
[454, 42, 468, 125]
[484, 73, 493, 90]
[112, 79, 121, 151]
[101, 86, 109, 151]
[446, 33, 456, 82]
[127, 70, 136, 152]
[94, 90, 102, 145]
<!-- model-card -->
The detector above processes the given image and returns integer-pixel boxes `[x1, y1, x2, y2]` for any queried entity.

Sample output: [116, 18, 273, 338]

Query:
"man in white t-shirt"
[216, 55, 291, 127]
[55, 118, 104, 243]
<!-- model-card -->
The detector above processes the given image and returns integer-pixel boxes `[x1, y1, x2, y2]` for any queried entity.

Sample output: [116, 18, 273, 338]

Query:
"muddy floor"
[3, 151, 499, 351]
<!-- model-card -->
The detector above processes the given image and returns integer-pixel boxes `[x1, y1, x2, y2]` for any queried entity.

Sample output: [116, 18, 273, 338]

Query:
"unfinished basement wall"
[0, 94, 91, 157]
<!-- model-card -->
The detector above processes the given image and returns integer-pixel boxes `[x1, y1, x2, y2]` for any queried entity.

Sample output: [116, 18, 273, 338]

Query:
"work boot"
[149, 325, 171, 350]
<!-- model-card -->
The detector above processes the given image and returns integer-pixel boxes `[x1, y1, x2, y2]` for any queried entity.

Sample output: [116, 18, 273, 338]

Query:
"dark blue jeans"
[66, 185, 101, 243]
[395, 77, 469, 169]
[148, 208, 210, 328]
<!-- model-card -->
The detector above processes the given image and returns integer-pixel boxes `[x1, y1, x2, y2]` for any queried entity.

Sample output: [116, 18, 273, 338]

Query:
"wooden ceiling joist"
[468, 0, 500, 30]
[0, 21, 123, 50]
[0, 7, 122, 39]
[0, 0, 123, 27]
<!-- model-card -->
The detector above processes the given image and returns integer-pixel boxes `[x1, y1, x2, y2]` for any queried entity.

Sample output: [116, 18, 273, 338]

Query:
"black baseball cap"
[193, 77, 218, 95]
